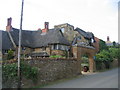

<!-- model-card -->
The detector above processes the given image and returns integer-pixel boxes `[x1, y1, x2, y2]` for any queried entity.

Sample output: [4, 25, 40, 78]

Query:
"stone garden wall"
[22, 58, 78, 88]
[2, 58, 78, 88]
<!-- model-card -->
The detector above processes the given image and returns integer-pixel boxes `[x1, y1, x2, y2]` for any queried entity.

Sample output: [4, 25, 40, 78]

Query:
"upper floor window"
[4, 50, 8, 54]
[42, 47, 46, 51]
[52, 44, 58, 50]
[51, 44, 69, 51]
[61, 28, 65, 33]
[77, 36, 81, 41]
[91, 39, 94, 43]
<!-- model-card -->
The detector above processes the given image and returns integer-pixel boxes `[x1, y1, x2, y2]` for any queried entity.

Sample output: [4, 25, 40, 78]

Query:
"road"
[43, 68, 119, 88]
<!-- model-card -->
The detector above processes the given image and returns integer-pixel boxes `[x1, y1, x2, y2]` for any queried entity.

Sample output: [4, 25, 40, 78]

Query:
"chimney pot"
[6, 17, 12, 31]
[42, 22, 49, 33]
[107, 36, 109, 41]
[44, 22, 49, 30]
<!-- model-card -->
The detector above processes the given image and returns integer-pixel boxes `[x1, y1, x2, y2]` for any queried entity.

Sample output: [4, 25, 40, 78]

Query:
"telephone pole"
[18, 0, 24, 89]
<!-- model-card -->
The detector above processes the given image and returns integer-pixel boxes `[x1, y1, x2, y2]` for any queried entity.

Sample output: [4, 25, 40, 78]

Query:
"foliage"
[7, 49, 14, 60]
[21, 62, 38, 82]
[81, 57, 88, 64]
[2, 63, 18, 81]
[50, 55, 65, 58]
[63, 51, 68, 58]
[117, 48, 120, 60]
[113, 41, 116, 47]
[99, 39, 108, 52]
[95, 50, 112, 62]
[95, 47, 120, 69]
[2, 62, 39, 84]
[107, 47, 120, 60]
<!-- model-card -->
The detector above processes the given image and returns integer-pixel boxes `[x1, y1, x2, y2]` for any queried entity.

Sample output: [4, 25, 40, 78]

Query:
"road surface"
[43, 68, 119, 88]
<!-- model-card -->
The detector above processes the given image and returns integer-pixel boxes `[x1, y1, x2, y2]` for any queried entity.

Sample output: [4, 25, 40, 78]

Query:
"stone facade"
[77, 35, 90, 45]
[93, 37, 100, 53]
[54, 23, 78, 42]
[22, 47, 33, 54]
[46, 47, 51, 55]
[51, 50, 66, 56]
[20, 46, 67, 58]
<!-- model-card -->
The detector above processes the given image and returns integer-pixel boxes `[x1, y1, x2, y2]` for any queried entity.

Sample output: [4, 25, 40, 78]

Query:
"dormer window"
[77, 36, 81, 40]
[61, 28, 65, 33]
[42, 47, 46, 51]
[51, 44, 69, 51]
[4, 50, 8, 54]
[52, 44, 58, 50]
[91, 39, 94, 43]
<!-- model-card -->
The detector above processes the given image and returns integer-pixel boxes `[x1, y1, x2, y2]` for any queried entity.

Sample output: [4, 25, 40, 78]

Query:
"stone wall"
[2, 58, 78, 88]
[110, 59, 118, 68]
[21, 58, 78, 88]
[93, 37, 100, 53]
[95, 59, 118, 71]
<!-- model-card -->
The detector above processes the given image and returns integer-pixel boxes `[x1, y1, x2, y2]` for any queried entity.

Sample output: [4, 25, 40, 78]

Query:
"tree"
[95, 50, 112, 69]
[109, 47, 120, 60]
[113, 41, 116, 47]
[99, 39, 108, 52]
[96, 50, 112, 62]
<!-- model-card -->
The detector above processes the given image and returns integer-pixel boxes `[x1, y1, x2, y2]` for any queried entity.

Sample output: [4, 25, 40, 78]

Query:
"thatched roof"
[1, 28, 70, 50]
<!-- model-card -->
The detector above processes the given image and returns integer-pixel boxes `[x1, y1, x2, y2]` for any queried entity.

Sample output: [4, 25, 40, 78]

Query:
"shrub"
[50, 55, 65, 58]
[2, 61, 39, 87]
[108, 48, 120, 60]
[7, 49, 14, 60]
[95, 47, 120, 69]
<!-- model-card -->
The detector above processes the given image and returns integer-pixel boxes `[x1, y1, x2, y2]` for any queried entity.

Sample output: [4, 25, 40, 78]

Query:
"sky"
[0, 0, 119, 43]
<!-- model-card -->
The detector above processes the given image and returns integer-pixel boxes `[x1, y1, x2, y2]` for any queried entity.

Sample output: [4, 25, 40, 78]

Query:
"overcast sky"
[0, 0, 119, 43]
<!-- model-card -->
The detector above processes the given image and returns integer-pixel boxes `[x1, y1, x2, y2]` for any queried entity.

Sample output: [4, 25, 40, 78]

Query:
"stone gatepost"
[88, 54, 96, 73]
[72, 46, 81, 74]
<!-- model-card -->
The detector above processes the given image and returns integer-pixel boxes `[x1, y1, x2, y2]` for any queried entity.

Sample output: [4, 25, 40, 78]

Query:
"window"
[4, 50, 8, 54]
[61, 45, 65, 50]
[51, 44, 69, 51]
[69, 27, 73, 31]
[52, 44, 57, 50]
[61, 28, 65, 33]
[58, 45, 61, 50]
[91, 39, 94, 43]
[42, 47, 46, 51]
[77, 36, 81, 40]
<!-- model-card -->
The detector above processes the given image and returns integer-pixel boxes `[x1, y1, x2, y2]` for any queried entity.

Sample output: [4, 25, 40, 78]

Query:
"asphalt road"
[44, 68, 119, 88]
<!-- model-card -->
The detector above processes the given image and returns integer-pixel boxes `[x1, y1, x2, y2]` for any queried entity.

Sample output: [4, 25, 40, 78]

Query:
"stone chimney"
[6, 17, 12, 31]
[42, 22, 49, 33]
[107, 36, 110, 41]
